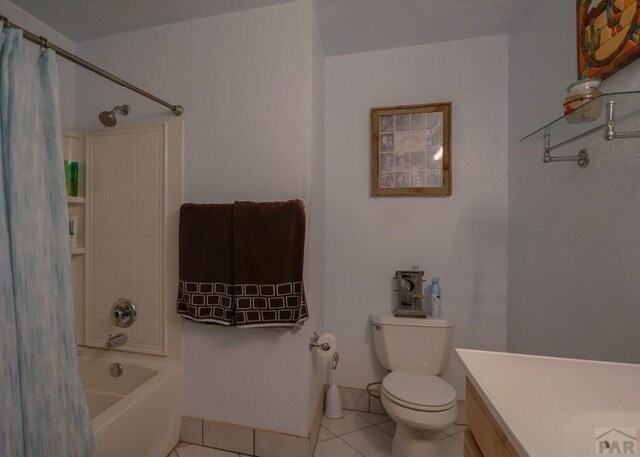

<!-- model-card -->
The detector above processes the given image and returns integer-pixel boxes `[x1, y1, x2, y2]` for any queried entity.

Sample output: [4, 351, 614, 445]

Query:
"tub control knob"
[112, 298, 137, 328]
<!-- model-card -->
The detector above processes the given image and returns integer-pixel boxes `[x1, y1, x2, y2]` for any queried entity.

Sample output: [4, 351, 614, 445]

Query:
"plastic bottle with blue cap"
[430, 277, 442, 319]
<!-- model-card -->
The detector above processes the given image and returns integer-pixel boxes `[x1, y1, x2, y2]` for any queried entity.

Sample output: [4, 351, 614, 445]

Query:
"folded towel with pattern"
[177, 200, 308, 328]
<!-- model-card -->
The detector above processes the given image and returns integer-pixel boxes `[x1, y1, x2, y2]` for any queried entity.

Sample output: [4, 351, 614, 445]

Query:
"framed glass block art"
[371, 102, 451, 196]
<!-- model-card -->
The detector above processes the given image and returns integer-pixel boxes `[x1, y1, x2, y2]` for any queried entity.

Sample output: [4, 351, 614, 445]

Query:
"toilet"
[370, 313, 457, 457]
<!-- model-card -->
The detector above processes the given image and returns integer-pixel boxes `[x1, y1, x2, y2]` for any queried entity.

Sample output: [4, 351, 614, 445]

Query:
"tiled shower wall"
[86, 127, 166, 354]
[64, 132, 87, 344]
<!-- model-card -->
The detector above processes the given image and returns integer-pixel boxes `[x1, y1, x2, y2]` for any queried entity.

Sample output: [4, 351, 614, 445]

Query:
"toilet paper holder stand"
[309, 331, 331, 352]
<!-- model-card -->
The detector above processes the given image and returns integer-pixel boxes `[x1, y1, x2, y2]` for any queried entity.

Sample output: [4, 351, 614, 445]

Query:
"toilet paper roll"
[316, 333, 337, 358]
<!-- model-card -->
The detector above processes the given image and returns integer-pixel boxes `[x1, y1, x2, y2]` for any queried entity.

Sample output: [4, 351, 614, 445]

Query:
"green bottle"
[64, 160, 72, 196]
[70, 162, 79, 197]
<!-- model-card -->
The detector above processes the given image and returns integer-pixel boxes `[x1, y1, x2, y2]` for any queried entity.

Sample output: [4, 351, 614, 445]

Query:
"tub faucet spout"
[106, 332, 128, 349]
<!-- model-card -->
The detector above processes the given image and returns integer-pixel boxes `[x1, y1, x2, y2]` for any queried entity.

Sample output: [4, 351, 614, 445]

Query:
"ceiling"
[10, 0, 531, 55]
[316, 0, 531, 56]
[9, 0, 300, 41]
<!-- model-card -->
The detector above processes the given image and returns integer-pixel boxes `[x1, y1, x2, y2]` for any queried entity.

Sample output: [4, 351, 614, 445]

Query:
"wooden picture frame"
[371, 102, 451, 197]
[577, 0, 640, 81]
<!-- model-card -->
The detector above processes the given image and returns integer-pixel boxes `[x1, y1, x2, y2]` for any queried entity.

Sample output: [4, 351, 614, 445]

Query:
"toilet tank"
[370, 313, 453, 375]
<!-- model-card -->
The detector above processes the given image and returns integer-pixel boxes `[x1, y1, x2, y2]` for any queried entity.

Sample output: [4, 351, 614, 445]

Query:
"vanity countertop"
[456, 348, 640, 457]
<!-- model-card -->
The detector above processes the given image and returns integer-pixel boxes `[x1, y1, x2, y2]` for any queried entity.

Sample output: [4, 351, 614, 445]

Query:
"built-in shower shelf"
[67, 196, 85, 205]
[71, 247, 85, 256]
[521, 91, 640, 168]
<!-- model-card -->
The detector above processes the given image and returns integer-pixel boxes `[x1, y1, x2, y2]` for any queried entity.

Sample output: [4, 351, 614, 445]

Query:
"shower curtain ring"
[39, 36, 48, 52]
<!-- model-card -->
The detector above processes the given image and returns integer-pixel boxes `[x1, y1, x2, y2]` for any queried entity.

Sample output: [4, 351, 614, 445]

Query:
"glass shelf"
[521, 91, 640, 148]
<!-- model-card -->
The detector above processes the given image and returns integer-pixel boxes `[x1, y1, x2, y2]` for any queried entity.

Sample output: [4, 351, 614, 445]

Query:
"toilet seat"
[382, 372, 456, 412]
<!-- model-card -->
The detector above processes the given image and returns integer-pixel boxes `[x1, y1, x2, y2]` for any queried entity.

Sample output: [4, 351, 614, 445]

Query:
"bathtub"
[78, 349, 183, 457]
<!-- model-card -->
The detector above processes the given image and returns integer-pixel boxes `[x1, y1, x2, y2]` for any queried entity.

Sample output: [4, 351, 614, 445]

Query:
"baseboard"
[308, 390, 325, 457]
[336, 385, 386, 414]
[179, 391, 325, 457]
[337, 385, 467, 426]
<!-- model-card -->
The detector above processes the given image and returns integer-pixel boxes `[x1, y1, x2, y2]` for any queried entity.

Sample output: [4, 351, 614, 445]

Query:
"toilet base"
[392, 423, 442, 457]
[381, 383, 457, 457]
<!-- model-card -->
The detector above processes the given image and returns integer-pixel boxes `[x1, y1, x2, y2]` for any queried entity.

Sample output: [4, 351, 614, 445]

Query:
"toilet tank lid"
[370, 313, 453, 328]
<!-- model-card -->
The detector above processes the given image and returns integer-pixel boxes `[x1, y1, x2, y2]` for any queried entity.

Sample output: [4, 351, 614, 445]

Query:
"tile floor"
[316, 410, 464, 457]
[169, 409, 465, 457]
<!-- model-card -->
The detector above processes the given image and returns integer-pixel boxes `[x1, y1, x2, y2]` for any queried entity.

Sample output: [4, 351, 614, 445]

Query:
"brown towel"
[176, 200, 308, 328]
[233, 200, 308, 328]
[177, 203, 234, 325]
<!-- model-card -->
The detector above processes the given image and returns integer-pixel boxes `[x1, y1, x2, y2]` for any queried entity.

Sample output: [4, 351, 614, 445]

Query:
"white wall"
[324, 35, 509, 398]
[2, 0, 76, 128]
[308, 5, 326, 420]
[508, 0, 640, 363]
[76, 1, 324, 437]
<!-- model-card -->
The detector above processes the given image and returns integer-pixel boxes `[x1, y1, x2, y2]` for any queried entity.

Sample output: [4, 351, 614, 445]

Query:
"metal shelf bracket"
[543, 133, 590, 168]
[604, 100, 640, 140]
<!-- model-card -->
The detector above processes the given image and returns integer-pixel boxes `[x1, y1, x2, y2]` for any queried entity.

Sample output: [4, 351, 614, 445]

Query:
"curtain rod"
[0, 15, 184, 116]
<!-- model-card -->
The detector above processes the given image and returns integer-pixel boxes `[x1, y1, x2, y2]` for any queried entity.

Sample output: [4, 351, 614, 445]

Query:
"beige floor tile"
[376, 420, 395, 436]
[441, 436, 464, 457]
[313, 438, 363, 457]
[175, 444, 240, 457]
[322, 410, 371, 436]
[318, 427, 336, 442]
[353, 411, 390, 425]
[167, 452, 179, 457]
[341, 426, 392, 457]
[451, 430, 465, 442]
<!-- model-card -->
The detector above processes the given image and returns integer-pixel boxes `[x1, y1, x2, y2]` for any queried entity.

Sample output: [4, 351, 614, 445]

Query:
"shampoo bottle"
[69, 214, 78, 248]
[430, 277, 442, 319]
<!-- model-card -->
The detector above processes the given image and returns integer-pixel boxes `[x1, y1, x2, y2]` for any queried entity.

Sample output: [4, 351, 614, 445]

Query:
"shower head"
[98, 104, 130, 128]
[98, 110, 116, 128]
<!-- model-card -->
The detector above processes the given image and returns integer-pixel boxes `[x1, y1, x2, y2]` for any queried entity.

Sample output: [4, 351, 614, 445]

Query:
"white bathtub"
[78, 349, 183, 457]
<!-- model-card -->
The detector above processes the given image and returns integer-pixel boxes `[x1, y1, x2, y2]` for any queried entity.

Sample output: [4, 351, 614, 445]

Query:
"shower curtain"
[0, 27, 95, 456]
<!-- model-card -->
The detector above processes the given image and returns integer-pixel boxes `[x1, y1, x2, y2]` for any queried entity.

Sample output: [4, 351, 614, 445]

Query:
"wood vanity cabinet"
[464, 429, 484, 457]
[465, 378, 521, 457]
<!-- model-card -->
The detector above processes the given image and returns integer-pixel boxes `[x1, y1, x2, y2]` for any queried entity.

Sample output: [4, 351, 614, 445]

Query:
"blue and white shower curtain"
[0, 27, 95, 456]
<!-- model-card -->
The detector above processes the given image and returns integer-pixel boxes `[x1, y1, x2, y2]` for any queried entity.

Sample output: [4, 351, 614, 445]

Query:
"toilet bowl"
[381, 371, 457, 457]
[369, 313, 456, 457]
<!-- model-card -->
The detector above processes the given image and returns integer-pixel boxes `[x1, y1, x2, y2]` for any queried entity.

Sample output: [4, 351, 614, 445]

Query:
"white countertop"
[456, 349, 640, 457]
